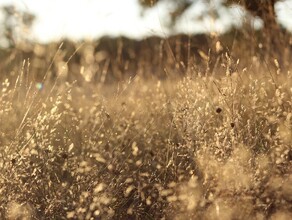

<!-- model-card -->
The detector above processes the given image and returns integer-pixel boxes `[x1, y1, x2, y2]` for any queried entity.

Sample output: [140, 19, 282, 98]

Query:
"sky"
[0, 0, 292, 43]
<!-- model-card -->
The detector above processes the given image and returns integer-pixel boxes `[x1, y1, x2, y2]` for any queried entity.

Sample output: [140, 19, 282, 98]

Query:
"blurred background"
[0, 0, 292, 82]
[0, 0, 292, 44]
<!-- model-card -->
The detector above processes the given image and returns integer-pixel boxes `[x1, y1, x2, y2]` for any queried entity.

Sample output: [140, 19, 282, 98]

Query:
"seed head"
[216, 107, 222, 114]
[230, 122, 235, 128]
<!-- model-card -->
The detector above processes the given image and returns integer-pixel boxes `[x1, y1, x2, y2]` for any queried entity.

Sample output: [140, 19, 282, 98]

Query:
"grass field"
[0, 33, 292, 219]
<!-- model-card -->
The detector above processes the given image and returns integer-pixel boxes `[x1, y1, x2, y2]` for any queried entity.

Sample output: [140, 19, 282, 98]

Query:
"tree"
[139, 0, 281, 37]
[140, 0, 286, 68]
[225, 0, 280, 37]
[0, 5, 35, 48]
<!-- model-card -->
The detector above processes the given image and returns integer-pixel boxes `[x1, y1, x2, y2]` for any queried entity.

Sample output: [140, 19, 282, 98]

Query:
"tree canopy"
[139, 0, 281, 32]
[0, 5, 35, 48]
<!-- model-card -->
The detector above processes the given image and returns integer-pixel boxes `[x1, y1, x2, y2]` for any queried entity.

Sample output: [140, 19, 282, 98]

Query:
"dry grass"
[1, 2, 291, 218]
[0, 56, 291, 219]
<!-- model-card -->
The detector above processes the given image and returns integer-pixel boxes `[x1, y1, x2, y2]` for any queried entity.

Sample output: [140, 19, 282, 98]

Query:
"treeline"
[0, 30, 291, 83]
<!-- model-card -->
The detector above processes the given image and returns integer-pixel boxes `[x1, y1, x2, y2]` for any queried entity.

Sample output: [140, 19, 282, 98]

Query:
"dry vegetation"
[0, 18, 292, 220]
